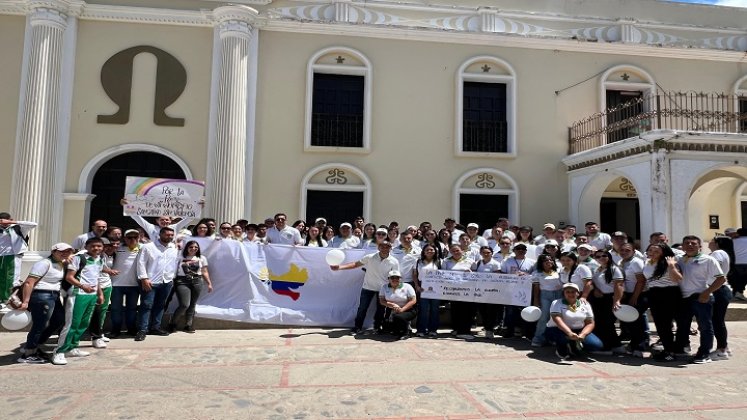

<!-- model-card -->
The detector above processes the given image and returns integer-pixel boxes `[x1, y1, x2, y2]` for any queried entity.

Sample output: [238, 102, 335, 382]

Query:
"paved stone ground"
[2, 322, 747, 419]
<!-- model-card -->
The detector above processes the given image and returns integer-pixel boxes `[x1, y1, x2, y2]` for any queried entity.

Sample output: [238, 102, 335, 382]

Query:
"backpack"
[62, 254, 87, 292]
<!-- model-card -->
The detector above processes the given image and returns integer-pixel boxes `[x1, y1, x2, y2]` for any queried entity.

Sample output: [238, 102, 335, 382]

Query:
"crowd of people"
[2, 208, 746, 365]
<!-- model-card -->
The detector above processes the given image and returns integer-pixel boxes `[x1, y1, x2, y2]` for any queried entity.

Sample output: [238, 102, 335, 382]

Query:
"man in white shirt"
[444, 217, 464, 245]
[585, 222, 612, 251]
[731, 228, 747, 300]
[534, 223, 556, 246]
[465, 223, 488, 249]
[135, 227, 179, 341]
[110, 229, 142, 337]
[675, 235, 726, 364]
[331, 241, 400, 334]
[0, 212, 37, 309]
[609, 231, 645, 264]
[72, 219, 108, 251]
[129, 214, 195, 244]
[328, 223, 361, 249]
[266, 213, 303, 245]
[391, 232, 421, 284]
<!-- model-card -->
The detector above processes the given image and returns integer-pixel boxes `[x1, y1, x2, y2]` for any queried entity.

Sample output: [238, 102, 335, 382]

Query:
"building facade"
[0, 0, 746, 255]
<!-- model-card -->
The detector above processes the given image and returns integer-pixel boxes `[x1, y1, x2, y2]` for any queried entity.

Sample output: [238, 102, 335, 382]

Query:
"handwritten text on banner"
[123, 176, 205, 218]
[420, 270, 532, 306]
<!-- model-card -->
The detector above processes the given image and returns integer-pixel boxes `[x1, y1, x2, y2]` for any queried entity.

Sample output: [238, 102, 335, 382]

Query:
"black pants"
[384, 307, 417, 336]
[478, 303, 501, 331]
[170, 276, 203, 328]
[622, 292, 649, 351]
[450, 301, 476, 334]
[647, 286, 682, 353]
[731, 265, 747, 294]
[589, 293, 620, 349]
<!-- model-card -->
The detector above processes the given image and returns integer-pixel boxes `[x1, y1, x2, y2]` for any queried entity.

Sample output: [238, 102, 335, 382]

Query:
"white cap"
[467, 223, 479, 229]
[543, 223, 556, 230]
[51, 242, 73, 252]
[376, 228, 388, 235]
[340, 222, 352, 228]
[577, 244, 595, 251]
[124, 229, 139, 236]
[387, 270, 402, 278]
[315, 217, 327, 224]
[544, 239, 559, 247]
[562, 282, 580, 292]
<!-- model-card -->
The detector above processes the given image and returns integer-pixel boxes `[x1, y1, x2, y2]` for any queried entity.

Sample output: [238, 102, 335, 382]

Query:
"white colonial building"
[0, 0, 746, 254]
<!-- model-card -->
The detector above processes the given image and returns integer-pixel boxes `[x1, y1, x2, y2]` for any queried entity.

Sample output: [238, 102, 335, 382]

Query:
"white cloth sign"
[123, 176, 205, 218]
[419, 270, 532, 306]
[192, 240, 369, 326]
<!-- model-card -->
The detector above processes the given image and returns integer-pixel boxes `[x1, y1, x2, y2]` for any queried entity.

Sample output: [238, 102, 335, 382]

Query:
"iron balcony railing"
[311, 113, 364, 148]
[569, 92, 747, 154]
[463, 119, 508, 153]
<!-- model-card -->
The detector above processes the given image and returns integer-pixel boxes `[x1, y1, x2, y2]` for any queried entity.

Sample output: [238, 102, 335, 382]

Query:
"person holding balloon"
[544, 282, 604, 360]
[15, 243, 74, 364]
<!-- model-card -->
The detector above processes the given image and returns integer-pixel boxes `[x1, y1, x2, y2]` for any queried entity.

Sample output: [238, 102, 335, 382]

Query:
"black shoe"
[134, 331, 147, 342]
[126, 329, 138, 337]
[108, 332, 122, 339]
[148, 329, 170, 336]
[166, 324, 177, 334]
[183, 325, 195, 334]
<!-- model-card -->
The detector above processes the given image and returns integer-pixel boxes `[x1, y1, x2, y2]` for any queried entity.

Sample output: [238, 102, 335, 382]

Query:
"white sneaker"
[456, 334, 475, 340]
[710, 350, 730, 360]
[101, 335, 110, 343]
[92, 338, 107, 349]
[734, 292, 747, 301]
[0, 303, 10, 314]
[52, 353, 68, 365]
[66, 348, 91, 357]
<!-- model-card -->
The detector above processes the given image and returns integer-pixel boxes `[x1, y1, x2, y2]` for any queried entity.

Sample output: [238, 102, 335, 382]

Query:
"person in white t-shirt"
[731, 228, 747, 300]
[585, 222, 612, 251]
[558, 252, 592, 299]
[304, 225, 328, 247]
[379, 270, 417, 340]
[708, 236, 734, 359]
[413, 244, 442, 338]
[16, 243, 74, 364]
[328, 223, 361, 249]
[589, 250, 625, 353]
[443, 243, 475, 339]
[531, 254, 562, 347]
[472, 246, 502, 339]
[332, 241, 399, 334]
[617, 243, 648, 355]
[545, 283, 604, 360]
[266, 213, 303, 245]
[167, 240, 213, 334]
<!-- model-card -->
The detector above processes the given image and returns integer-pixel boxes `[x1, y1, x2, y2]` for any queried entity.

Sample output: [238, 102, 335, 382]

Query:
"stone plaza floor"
[1, 322, 746, 419]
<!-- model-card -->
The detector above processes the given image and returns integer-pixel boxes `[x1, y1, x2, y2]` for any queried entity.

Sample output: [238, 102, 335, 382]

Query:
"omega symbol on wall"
[98, 45, 187, 127]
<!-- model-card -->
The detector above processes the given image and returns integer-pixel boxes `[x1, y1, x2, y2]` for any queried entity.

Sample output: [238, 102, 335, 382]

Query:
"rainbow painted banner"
[123, 176, 205, 218]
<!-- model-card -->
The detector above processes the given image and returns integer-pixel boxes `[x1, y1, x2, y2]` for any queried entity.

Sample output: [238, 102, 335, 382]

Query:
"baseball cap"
[100, 238, 112, 245]
[315, 217, 327, 224]
[543, 223, 556, 230]
[340, 222, 352, 228]
[467, 223, 479, 229]
[724, 228, 737, 234]
[544, 239, 559, 247]
[562, 283, 580, 292]
[612, 231, 627, 238]
[375, 228, 388, 235]
[51, 242, 73, 252]
[577, 244, 595, 251]
[387, 270, 402, 278]
[444, 217, 456, 222]
[513, 244, 528, 250]
[124, 229, 139, 237]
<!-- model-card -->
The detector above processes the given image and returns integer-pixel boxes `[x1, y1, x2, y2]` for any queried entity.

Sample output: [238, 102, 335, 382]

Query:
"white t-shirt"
[678, 253, 724, 297]
[415, 260, 439, 283]
[177, 255, 209, 276]
[305, 238, 328, 247]
[391, 245, 421, 283]
[587, 232, 612, 251]
[733, 236, 747, 265]
[710, 249, 730, 276]
[69, 252, 104, 295]
[547, 298, 594, 329]
[111, 245, 140, 287]
[442, 257, 474, 271]
[98, 254, 114, 289]
[533, 271, 562, 291]
[500, 257, 536, 275]
[379, 282, 416, 307]
[27, 258, 65, 291]
[559, 264, 592, 291]
[642, 261, 678, 289]
[359, 253, 400, 292]
[266, 226, 303, 245]
[328, 235, 361, 249]
[619, 257, 645, 293]
[591, 265, 623, 294]
[471, 259, 501, 273]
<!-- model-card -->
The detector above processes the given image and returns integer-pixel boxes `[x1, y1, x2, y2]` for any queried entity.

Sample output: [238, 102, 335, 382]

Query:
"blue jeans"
[354, 288, 384, 330]
[712, 286, 732, 349]
[138, 282, 173, 333]
[545, 326, 603, 356]
[111, 286, 140, 334]
[417, 298, 440, 333]
[676, 293, 715, 358]
[533, 289, 562, 345]
[25, 290, 65, 351]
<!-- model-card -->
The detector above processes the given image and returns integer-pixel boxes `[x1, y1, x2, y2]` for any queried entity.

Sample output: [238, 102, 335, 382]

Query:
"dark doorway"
[90, 152, 185, 230]
[459, 194, 509, 233]
[600, 198, 640, 241]
[306, 190, 364, 229]
[741, 200, 747, 226]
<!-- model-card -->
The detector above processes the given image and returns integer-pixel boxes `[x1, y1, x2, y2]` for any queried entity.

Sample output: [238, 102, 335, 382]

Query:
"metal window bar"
[463, 120, 508, 153]
[311, 113, 364, 148]
[569, 92, 747, 154]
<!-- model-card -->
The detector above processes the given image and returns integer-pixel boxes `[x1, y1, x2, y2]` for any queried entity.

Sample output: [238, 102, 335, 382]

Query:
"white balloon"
[520, 306, 542, 323]
[1, 309, 31, 331]
[614, 305, 639, 323]
[325, 249, 345, 266]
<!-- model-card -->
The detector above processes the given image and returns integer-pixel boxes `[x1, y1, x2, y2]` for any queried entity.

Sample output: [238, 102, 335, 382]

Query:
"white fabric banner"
[191, 239, 368, 326]
[420, 270, 532, 306]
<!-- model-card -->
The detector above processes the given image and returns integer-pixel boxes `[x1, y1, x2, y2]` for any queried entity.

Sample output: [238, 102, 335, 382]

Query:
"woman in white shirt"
[545, 283, 604, 360]
[167, 240, 213, 334]
[413, 244, 442, 338]
[589, 250, 625, 353]
[443, 244, 475, 339]
[379, 270, 417, 340]
[531, 254, 562, 347]
[617, 244, 648, 355]
[17, 243, 74, 363]
[304, 226, 327, 247]
[709, 236, 734, 359]
[643, 243, 683, 362]
[472, 246, 502, 339]
[558, 252, 592, 299]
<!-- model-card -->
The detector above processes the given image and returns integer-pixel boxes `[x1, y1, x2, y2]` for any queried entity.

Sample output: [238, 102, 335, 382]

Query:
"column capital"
[26, 0, 83, 29]
[213, 5, 259, 39]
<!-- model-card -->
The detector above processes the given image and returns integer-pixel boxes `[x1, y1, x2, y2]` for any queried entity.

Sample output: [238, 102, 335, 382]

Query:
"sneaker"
[17, 353, 47, 364]
[632, 350, 645, 358]
[555, 350, 570, 361]
[734, 292, 747, 301]
[92, 338, 107, 349]
[674, 347, 691, 357]
[569, 341, 584, 357]
[349, 328, 360, 335]
[428, 332, 438, 338]
[416, 332, 426, 338]
[692, 355, 712, 364]
[51, 353, 67, 365]
[183, 326, 195, 334]
[456, 334, 475, 340]
[101, 335, 110, 343]
[148, 329, 170, 336]
[611, 345, 628, 354]
[66, 348, 90, 357]
[485, 331, 495, 339]
[166, 324, 177, 334]
[531, 340, 544, 348]
[398, 334, 410, 341]
[710, 350, 729, 360]
[0, 303, 10, 314]
[134, 331, 147, 342]
[654, 351, 676, 362]
[108, 332, 121, 339]
[589, 350, 613, 356]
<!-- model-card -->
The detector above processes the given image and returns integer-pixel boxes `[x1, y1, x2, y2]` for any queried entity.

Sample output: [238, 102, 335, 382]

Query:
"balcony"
[569, 92, 747, 155]
[463, 120, 508, 153]
[310, 113, 364, 148]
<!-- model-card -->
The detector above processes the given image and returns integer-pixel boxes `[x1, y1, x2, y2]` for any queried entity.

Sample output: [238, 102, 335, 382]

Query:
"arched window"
[453, 168, 519, 229]
[456, 56, 517, 156]
[300, 163, 371, 227]
[733, 74, 747, 133]
[304, 47, 372, 152]
[600, 65, 656, 143]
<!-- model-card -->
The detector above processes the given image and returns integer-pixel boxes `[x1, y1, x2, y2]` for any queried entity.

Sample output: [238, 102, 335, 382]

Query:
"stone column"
[205, 6, 258, 223]
[650, 147, 671, 239]
[10, 1, 73, 250]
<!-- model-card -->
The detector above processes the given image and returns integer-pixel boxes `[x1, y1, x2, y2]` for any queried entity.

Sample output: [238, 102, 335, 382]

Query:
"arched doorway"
[687, 166, 747, 240]
[453, 168, 519, 229]
[300, 163, 371, 228]
[90, 152, 186, 229]
[600, 176, 641, 241]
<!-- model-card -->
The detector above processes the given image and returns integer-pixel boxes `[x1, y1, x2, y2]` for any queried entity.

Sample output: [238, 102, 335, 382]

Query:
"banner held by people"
[420, 270, 532, 306]
[123, 176, 205, 219]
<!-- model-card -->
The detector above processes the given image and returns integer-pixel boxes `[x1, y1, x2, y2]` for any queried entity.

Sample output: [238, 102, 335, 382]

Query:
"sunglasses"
[594, 255, 609, 259]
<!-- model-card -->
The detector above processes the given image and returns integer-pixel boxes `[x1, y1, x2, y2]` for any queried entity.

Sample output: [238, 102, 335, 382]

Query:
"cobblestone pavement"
[1, 322, 746, 419]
